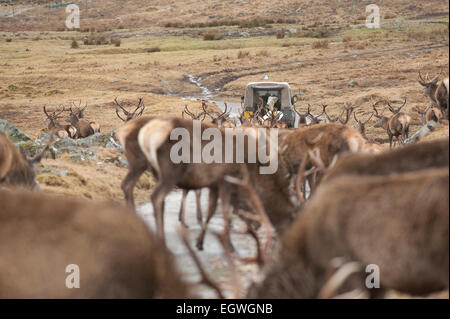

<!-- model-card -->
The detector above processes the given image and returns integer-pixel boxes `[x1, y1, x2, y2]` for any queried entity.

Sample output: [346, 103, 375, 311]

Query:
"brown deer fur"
[136, 117, 295, 244]
[116, 116, 155, 210]
[416, 106, 443, 125]
[322, 138, 449, 183]
[0, 188, 188, 298]
[373, 101, 411, 148]
[280, 123, 367, 179]
[0, 133, 48, 190]
[43, 106, 76, 138]
[248, 168, 449, 298]
[66, 107, 95, 138]
[418, 72, 449, 119]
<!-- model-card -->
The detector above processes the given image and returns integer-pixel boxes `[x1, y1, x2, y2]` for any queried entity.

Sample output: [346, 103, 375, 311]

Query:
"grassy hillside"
[0, 0, 448, 31]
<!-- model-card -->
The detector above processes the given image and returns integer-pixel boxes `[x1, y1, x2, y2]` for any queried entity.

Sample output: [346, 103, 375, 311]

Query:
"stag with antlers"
[372, 99, 411, 148]
[202, 101, 234, 128]
[415, 105, 443, 125]
[418, 71, 449, 120]
[323, 104, 354, 125]
[43, 106, 77, 138]
[66, 101, 97, 138]
[115, 97, 146, 122]
[353, 111, 374, 140]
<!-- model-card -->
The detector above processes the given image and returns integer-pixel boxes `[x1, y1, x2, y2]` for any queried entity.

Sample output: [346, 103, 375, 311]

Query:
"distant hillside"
[0, 0, 448, 31]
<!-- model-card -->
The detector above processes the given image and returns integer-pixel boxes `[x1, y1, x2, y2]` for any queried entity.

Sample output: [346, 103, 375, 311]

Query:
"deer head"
[418, 71, 440, 99]
[353, 111, 374, 138]
[322, 104, 340, 123]
[71, 100, 88, 119]
[372, 99, 389, 129]
[182, 104, 206, 121]
[294, 105, 310, 125]
[386, 98, 407, 114]
[307, 104, 325, 124]
[115, 97, 145, 122]
[202, 101, 230, 126]
[43, 105, 66, 128]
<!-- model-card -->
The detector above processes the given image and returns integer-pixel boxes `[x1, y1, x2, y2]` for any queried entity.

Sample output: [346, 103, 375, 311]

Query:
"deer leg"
[151, 181, 173, 244]
[121, 164, 147, 211]
[195, 189, 203, 225]
[219, 185, 235, 253]
[196, 188, 218, 250]
[178, 189, 188, 228]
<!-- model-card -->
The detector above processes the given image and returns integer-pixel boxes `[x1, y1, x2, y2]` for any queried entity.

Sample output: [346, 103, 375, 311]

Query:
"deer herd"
[0, 71, 448, 298]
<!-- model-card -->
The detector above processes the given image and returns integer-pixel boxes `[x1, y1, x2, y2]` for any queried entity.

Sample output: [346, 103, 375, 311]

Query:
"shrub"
[276, 31, 285, 39]
[111, 38, 121, 47]
[71, 39, 79, 48]
[203, 32, 224, 41]
[237, 50, 250, 59]
[256, 49, 270, 57]
[146, 46, 161, 53]
[5, 38, 12, 42]
[312, 40, 329, 49]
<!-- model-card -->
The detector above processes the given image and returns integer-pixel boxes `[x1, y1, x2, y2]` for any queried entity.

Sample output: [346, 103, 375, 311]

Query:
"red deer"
[248, 167, 449, 298]
[202, 101, 234, 128]
[294, 105, 309, 126]
[0, 133, 51, 190]
[182, 104, 207, 121]
[43, 106, 77, 138]
[415, 105, 443, 125]
[135, 117, 295, 246]
[66, 102, 97, 138]
[372, 99, 411, 148]
[116, 116, 155, 211]
[305, 104, 325, 124]
[323, 104, 354, 125]
[73, 101, 101, 134]
[352, 112, 383, 153]
[0, 188, 188, 298]
[322, 137, 449, 183]
[279, 123, 367, 194]
[418, 71, 449, 119]
[115, 97, 146, 122]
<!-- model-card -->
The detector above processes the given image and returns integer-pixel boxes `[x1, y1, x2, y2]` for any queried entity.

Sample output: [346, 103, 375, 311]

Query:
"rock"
[404, 121, 440, 144]
[240, 32, 250, 37]
[296, 7, 302, 14]
[40, 167, 68, 177]
[0, 119, 32, 143]
[348, 79, 358, 87]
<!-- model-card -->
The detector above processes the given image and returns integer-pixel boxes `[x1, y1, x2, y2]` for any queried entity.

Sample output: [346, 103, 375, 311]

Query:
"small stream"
[137, 189, 261, 298]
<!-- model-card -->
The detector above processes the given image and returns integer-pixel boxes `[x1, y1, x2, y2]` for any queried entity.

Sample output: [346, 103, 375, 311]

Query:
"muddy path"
[137, 189, 264, 298]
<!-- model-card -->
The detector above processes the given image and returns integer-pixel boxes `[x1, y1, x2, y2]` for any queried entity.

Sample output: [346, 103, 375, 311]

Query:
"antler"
[339, 103, 355, 125]
[132, 97, 145, 117]
[43, 105, 51, 118]
[370, 98, 385, 118]
[418, 70, 427, 85]
[322, 104, 340, 123]
[386, 98, 407, 114]
[294, 105, 309, 118]
[353, 112, 374, 125]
